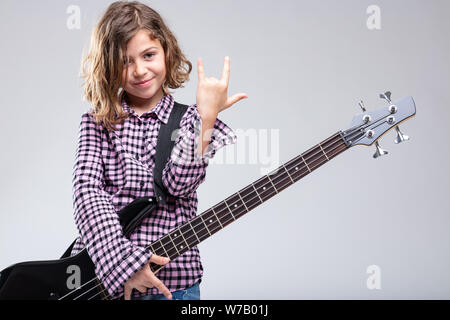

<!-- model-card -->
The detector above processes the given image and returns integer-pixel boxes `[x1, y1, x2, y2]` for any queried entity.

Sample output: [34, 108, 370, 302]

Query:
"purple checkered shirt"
[69, 93, 237, 299]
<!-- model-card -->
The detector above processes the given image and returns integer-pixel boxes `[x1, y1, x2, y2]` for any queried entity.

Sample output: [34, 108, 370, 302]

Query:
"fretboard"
[147, 131, 349, 272]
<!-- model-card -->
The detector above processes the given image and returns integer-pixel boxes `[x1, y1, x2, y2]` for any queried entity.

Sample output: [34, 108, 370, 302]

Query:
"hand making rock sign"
[195, 56, 248, 155]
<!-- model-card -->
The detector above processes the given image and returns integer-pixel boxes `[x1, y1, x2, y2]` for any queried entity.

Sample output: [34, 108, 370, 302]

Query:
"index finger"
[197, 58, 205, 81]
[221, 56, 230, 84]
[149, 273, 172, 300]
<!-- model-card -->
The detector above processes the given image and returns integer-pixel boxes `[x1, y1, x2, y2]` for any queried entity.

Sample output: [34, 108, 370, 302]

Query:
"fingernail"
[225, 56, 229, 60]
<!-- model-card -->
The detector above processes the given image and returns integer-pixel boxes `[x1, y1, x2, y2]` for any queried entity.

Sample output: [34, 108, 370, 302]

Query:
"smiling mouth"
[134, 78, 153, 86]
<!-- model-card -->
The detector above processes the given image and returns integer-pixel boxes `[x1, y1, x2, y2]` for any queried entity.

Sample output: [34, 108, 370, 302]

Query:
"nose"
[133, 59, 147, 77]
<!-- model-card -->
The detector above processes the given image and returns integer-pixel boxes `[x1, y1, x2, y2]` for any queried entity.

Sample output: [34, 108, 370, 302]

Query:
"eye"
[144, 53, 155, 59]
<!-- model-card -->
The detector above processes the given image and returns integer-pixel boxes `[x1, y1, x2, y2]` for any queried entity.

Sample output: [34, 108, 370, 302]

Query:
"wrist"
[196, 106, 218, 123]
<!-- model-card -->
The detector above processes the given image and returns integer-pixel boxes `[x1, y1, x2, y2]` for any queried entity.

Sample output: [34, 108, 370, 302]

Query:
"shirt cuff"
[102, 244, 153, 299]
[170, 109, 237, 166]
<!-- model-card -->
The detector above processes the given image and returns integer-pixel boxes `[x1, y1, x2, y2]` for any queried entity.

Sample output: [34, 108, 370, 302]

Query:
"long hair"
[80, 1, 192, 131]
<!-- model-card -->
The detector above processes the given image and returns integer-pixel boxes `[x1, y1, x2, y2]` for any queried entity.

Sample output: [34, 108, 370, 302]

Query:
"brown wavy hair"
[79, 1, 192, 131]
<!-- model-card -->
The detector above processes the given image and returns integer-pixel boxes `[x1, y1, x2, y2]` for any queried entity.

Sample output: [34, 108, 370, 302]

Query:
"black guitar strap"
[61, 101, 189, 259]
[152, 101, 189, 206]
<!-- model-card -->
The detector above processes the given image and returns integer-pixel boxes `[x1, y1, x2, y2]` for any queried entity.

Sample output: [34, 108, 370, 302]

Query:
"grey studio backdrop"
[0, 0, 449, 299]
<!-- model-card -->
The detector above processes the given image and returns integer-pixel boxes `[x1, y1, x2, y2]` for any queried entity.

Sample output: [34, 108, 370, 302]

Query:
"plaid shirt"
[70, 93, 237, 299]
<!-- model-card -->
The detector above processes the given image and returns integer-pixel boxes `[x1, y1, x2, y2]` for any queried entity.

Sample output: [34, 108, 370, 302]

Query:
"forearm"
[198, 112, 218, 157]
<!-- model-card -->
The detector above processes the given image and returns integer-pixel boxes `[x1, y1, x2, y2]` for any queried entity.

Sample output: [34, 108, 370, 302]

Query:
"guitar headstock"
[341, 91, 416, 158]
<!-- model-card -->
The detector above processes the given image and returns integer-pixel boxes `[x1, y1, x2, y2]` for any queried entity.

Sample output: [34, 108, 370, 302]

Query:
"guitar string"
[76, 134, 347, 300]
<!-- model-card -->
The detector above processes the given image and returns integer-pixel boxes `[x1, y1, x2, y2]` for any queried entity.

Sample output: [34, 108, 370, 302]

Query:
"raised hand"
[196, 56, 248, 121]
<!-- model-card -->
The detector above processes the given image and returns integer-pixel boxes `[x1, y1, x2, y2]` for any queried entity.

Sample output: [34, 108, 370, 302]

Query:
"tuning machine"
[379, 91, 410, 144]
[373, 141, 388, 158]
[358, 100, 367, 112]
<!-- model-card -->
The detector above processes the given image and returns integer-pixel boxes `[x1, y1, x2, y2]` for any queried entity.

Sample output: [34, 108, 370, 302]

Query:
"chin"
[127, 87, 158, 99]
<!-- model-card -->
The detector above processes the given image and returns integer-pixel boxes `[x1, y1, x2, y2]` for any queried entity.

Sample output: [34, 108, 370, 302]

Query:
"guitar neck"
[147, 131, 350, 269]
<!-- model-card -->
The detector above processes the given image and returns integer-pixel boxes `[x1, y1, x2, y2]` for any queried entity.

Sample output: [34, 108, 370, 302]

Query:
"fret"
[272, 162, 303, 192]
[188, 220, 201, 245]
[301, 155, 311, 173]
[199, 215, 212, 237]
[224, 194, 246, 220]
[211, 201, 229, 226]
[318, 142, 330, 161]
[322, 134, 345, 159]
[167, 233, 180, 256]
[178, 223, 198, 248]
[328, 142, 346, 159]
[191, 216, 209, 242]
[211, 207, 224, 228]
[178, 229, 189, 248]
[152, 240, 169, 257]
[236, 190, 249, 212]
[148, 243, 158, 255]
[303, 145, 323, 172]
[147, 240, 166, 273]
[201, 209, 222, 235]
[251, 183, 263, 204]
[305, 143, 333, 172]
[282, 164, 295, 184]
[170, 229, 189, 253]
[157, 236, 173, 259]
[223, 199, 236, 221]
[238, 184, 261, 212]
[267, 174, 278, 194]
[253, 176, 276, 202]
[285, 159, 309, 181]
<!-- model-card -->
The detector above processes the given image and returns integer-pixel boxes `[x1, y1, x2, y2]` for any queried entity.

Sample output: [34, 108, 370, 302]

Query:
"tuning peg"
[373, 141, 388, 159]
[379, 91, 392, 103]
[358, 100, 367, 112]
[394, 126, 409, 144]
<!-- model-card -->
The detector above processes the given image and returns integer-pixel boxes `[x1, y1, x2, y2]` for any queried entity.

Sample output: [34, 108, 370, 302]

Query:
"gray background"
[1, 0, 449, 299]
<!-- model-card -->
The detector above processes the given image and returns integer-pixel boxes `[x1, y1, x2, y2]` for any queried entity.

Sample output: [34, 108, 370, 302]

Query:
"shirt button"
[136, 154, 140, 160]
[140, 181, 145, 188]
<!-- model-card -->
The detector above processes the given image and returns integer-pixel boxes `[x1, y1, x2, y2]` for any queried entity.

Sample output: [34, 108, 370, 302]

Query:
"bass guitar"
[0, 91, 416, 300]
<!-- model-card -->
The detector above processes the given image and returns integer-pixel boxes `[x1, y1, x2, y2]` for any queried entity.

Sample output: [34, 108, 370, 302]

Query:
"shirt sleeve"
[72, 112, 152, 299]
[162, 104, 237, 198]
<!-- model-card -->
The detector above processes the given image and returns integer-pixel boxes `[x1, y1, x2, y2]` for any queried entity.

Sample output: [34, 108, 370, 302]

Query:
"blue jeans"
[132, 281, 200, 300]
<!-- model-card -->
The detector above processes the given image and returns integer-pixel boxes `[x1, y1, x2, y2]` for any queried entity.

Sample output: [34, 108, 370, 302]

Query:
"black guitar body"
[0, 248, 102, 300]
[0, 196, 156, 300]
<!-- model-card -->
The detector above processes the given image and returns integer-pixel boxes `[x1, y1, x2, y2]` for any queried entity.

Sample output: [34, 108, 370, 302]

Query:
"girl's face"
[121, 29, 167, 108]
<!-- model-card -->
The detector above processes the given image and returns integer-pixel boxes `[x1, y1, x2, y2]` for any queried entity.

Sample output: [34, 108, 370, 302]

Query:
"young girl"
[70, 1, 247, 300]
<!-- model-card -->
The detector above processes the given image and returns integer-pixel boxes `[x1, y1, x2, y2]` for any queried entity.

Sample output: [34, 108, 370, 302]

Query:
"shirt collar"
[121, 92, 174, 124]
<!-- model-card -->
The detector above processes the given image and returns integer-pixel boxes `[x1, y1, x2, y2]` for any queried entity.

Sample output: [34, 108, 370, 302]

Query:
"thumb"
[149, 254, 171, 265]
[223, 93, 248, 111]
